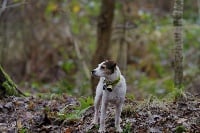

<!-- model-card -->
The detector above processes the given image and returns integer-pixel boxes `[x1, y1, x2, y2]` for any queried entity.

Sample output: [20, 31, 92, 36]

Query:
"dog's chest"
[105, 87, 123, 103]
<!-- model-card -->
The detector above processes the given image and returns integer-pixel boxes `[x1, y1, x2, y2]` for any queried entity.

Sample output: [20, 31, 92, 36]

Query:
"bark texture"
[91, 0, 115, 96]
[173, 0, 184, 88]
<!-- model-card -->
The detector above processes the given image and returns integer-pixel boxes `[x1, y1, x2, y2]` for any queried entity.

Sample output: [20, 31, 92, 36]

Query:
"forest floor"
[0, 93, 200, 133]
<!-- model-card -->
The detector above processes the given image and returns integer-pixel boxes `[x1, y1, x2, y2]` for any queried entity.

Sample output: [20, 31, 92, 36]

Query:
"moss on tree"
[0, 65, 24, 98]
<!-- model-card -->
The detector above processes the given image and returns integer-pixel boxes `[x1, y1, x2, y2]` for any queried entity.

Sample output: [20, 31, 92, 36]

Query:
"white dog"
[91, 60, 127, 133]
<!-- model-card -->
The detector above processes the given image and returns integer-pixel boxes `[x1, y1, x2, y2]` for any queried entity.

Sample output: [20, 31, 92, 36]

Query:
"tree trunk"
[173, 0, 184, 88]
[91, 0, 115, 96]
[197, 0, 200, 24]
[0, 65, 24, 98]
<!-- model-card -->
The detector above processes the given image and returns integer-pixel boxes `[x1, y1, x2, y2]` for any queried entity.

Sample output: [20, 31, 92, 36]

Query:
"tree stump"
[0, 65, 24, 98]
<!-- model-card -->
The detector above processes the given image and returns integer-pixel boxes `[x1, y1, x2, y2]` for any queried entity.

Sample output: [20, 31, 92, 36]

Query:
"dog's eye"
[101, 66, 105, 69]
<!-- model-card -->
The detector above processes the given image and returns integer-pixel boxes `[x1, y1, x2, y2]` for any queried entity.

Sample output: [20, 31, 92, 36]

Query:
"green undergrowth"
[18, 128, 28, 133]
[124, 87, 187, 111]
[57, 96, 93, 121]
[166, 87, 186, 101]
[123, 122, 132, 133]
[35, 94, 94, 123]
[123, 88, 188, 117]
[36, 92, 64, 100]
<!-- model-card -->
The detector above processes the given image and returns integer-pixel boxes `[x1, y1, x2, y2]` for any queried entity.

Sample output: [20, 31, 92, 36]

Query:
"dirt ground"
[0, 93, 199, 133]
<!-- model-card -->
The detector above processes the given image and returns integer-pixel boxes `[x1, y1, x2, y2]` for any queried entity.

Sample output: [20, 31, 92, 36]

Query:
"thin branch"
[73, 39, 90, 79]
[0, 0, 8, 17]
[0, 0, 28, 17]
[5, 2, 28, 9]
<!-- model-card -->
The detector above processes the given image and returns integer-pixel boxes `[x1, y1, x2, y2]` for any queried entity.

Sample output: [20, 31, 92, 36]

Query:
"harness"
[103, 77, 120, 92]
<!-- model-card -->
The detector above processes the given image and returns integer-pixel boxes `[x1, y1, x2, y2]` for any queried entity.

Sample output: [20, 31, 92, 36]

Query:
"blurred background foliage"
[0, 0, 200, 99]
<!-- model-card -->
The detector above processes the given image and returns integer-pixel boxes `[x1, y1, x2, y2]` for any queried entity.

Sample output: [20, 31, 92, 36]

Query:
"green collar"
[104, 76, 120, 86]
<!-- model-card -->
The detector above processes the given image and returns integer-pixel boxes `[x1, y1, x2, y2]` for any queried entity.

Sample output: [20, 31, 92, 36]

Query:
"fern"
[58, 97, 93, 121]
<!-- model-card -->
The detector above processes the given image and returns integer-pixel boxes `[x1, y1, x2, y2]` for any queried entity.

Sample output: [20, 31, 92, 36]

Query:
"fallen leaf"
[65, 128, 71, 133]
[17, 119, 22, 129]
[4, 102, 14, 110]
[177, 118, 187, 124]
[28, 101, 35, 110]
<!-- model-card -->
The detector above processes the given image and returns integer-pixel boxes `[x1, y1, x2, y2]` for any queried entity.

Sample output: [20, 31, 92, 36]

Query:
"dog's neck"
[105, 66, 121, 82]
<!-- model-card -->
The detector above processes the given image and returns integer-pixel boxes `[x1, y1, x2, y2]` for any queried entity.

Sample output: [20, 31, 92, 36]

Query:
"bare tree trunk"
[73, 40, 90, 80]
[197, 0, 200, 24]
[91, 0, 115, 96]
[0, 6, 8, 65]
[173, 0, 184, 88]
[0, 0, 8, 17]
[0, 65, 24, 98]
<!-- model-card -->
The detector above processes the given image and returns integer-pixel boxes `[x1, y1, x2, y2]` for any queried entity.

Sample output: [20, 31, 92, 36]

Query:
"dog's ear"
[111, 62, 116, 69]
[104, 60, 117, 73]
[104, 59, 109, 62]
[110, 61, 116, 73]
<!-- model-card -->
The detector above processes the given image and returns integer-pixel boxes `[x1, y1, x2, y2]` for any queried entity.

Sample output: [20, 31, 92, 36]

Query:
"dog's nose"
[91, 70, 95, 75]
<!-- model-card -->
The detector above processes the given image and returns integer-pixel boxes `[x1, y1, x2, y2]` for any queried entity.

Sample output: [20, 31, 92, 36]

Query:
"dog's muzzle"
[91, 70, 96, 75]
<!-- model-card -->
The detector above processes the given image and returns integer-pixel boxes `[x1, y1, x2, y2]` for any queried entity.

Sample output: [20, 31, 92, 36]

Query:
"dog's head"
[91, 60, 117, 77]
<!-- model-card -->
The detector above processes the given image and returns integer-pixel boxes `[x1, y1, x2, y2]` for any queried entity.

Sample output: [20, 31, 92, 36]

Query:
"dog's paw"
[119, 117, 122, 123]
[98, 128, 106, 133]
[116, 127, 123, 133]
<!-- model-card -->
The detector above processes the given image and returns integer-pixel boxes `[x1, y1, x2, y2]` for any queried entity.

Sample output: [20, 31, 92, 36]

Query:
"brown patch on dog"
[103, 60, 116, 74]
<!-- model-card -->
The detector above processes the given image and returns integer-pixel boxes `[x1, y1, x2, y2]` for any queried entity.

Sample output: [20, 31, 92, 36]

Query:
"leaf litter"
[0, 93, 199, 133]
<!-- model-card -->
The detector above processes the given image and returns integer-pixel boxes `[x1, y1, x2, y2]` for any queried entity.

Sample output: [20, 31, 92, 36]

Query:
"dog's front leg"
[115, 103, 123, 132]
[93, 80, 103, 125]
[92, 93, 102, 124]
[98, 96, 108, 133]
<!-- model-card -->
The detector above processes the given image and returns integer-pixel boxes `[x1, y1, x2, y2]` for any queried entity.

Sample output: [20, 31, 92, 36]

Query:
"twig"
[16, 87, 26, 97]
[5, 2, 28, 9]
[0, 0, 28, 17]
[74, 40, 90, 79]
[0, 0, 8, 17]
